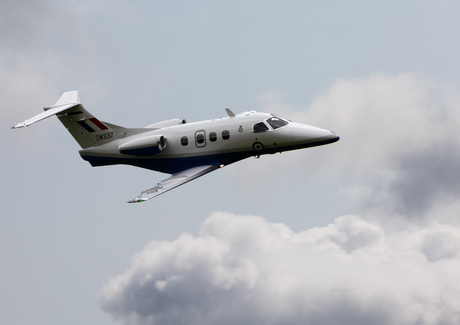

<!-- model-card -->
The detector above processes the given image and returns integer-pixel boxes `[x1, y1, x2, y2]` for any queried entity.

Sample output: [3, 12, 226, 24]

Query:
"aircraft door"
[195, 130, 206, 148]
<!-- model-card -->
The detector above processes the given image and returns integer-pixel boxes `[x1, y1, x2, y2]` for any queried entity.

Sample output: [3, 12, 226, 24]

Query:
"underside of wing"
[128, 165, 220, 203]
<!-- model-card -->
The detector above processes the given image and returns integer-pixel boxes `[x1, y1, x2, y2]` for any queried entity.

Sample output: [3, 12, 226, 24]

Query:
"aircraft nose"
[324, 130, 340, 142]
[291, 123, 340, 145]
[314, 129, 340, 144]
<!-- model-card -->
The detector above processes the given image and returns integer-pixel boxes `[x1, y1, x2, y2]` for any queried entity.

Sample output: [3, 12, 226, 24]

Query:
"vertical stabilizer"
[13, 91, 127, 149]
[48, 90, 81, 108]
[54, 93, 126, 149]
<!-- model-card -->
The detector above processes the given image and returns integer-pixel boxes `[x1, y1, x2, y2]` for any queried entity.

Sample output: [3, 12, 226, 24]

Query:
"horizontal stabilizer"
[128, 165, 220, 203]
[12, 91, 81, 129]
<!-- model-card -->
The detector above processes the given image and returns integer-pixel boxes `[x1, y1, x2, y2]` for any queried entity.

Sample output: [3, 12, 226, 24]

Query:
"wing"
[128, 165, 220, 203]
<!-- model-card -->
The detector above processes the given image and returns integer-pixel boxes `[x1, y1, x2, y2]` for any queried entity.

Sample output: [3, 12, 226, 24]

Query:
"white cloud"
[404, 223, 460, 262]
[302, 74, 460, 176]
[230, 74, 460, 223]
[100, 212, 460, 325]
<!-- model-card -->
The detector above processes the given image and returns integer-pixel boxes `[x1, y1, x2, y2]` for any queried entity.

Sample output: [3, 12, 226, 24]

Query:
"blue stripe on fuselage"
[80, 136, 339, 174]
[80, 151, 252, 174]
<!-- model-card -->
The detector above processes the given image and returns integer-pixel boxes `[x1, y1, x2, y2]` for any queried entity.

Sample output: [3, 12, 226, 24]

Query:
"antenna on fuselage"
[225, 108, 236, 117]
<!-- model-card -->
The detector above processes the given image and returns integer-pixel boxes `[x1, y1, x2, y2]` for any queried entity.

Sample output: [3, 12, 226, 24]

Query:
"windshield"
[266, 116, 289, 129]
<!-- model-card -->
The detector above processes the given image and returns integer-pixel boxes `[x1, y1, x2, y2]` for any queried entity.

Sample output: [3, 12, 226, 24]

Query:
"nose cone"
[322, 130, 340, 143]
[291, 123, 339, 147]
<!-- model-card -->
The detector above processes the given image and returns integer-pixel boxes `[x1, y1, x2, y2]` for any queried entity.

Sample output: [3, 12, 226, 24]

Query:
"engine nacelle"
[119, 135, 166, 156]
[144, 118, 187, 129]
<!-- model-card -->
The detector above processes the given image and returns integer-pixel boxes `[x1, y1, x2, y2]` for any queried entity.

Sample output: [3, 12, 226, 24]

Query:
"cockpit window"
[266, 116, 289, 129]
[253, 122, 269, 133]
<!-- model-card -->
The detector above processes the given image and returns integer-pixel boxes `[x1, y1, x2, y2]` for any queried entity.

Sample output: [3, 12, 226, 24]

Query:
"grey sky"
[2, 1, 460, 325]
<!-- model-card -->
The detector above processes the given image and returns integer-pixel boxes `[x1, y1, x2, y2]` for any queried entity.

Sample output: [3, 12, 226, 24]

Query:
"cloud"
[230, 74, 460, 222]
[389, 143, 460, 216]
[100, 212, 460, 325]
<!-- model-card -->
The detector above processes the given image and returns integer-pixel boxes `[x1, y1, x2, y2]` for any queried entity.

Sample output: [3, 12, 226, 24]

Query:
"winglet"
[225, 108, 236, 117]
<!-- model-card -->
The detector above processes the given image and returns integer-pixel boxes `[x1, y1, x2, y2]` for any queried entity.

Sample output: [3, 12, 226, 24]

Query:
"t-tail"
[12, 91, 125, 148]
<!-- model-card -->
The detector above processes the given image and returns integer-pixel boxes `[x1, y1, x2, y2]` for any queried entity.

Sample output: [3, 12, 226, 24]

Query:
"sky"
[2, 1, 460, 324]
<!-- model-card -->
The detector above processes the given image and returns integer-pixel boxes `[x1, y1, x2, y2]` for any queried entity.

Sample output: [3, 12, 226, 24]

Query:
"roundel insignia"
[238, 125, 243, 132]
[253, 142, 264, 151]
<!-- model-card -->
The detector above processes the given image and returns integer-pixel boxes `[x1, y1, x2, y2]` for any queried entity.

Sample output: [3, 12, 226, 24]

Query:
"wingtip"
[12, 123, 26, 129]
[127, 198, 144, 203]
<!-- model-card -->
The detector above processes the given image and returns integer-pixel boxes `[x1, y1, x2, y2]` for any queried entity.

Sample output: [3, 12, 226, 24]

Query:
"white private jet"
[13, 91, 339, 202]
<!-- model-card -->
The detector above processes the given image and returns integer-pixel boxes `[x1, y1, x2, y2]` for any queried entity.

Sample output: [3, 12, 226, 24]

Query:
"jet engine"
[119, 135, 166, 156]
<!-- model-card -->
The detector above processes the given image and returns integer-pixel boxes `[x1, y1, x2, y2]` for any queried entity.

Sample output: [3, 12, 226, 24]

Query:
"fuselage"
[79, 111, 339, 174]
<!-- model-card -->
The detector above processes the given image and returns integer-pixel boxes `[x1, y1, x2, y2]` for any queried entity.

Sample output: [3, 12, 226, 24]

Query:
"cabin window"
[209, 132, 217, 142]
[181, 136, 188, 146]
[253, 122, 269, 133]
[222, 130, 230, 140]
[196, 133, 205, 144]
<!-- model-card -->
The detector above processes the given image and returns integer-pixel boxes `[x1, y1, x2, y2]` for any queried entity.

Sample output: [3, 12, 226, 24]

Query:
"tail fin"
[13, 91, 126, 149]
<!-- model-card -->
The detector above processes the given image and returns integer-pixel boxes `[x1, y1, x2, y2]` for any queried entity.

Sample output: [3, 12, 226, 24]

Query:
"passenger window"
[222, 130, 230, 140]
[181, 136, 188, 146]
[253, 122, 268, 133]
[196, 134, 205, 144]
[209, 132, 217, 142]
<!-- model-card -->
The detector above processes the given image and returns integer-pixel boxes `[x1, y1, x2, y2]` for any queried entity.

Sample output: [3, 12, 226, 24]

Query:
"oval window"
[181, 136, 188, 146]
[196, 133, 205, 144]
[209, 132, 217, 142]
[222, 130, 230, 140]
